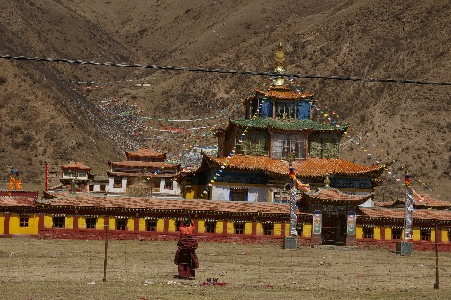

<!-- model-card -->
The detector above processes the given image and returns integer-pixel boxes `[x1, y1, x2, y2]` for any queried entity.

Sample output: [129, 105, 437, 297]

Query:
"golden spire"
[273, 43, 285, 86]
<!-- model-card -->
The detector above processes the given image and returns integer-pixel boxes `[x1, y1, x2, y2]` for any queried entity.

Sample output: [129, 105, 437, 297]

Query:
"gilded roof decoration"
[230, 117, 346, 132]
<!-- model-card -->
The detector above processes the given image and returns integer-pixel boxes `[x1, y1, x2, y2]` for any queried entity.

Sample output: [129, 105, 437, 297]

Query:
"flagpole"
[404, 170, 413, 241]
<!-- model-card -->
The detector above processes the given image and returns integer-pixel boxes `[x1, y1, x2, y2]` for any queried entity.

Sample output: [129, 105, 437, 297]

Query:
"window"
[164, 179, 173, 190]
[231, 189, 247, 201]
[275, 102, 295, 119]
[263, 223, 274, 236]
[89, 185, 94, 192]
[19, 217, 29, 228]
[252, 97, 273, 118]
[113, 177, 122, 188]
[391, 228, 402, 240]
[146, 220, 157, 231]
[205, 221, 216, 233]
[234, 223, 244, 234]
[116, 219, 127, 230]
[53, 217, 65, 228]
[363, 227, 373, 239]
[100, 185, 106, 192]
[86, 217, 96, 229]
[420, 229, 430, 241]
[272, 133, 307, 160]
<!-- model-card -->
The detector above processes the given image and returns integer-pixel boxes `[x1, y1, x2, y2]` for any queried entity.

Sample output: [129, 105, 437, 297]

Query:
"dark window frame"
[85, 217, 97, 229]
[205, 221, 216, 233]
[116, 219, 127, 230]
[19, 216, 29, 228]
[234, 223, 245, 234]
[53, 216, 65, 228]
[146, 220, 157, 232]
[363, 227, 374, 239]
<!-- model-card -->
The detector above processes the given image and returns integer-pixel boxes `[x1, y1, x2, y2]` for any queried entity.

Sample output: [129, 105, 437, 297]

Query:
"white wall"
[247, 186, 268, 202]
[108, 177, 127, 193]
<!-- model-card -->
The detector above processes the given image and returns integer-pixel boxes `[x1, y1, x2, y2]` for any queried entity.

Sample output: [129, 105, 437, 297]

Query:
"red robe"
[174, 235, 199, 279]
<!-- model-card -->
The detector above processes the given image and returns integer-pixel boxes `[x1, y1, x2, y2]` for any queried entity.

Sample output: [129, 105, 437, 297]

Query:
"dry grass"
[0, 238, 450, 299]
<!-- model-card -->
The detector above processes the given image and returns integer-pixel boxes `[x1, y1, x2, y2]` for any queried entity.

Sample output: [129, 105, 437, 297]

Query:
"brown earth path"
[0, 238, 450, 299]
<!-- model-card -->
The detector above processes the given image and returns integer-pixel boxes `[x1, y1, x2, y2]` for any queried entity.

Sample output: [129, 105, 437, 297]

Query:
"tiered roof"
[229, 117, 346, 132]
[200, 154, 384, 178]
[243, 85, 314, 103]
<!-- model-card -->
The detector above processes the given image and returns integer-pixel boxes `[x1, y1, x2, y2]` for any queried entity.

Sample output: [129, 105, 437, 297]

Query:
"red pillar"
[4, 213, 10, 235]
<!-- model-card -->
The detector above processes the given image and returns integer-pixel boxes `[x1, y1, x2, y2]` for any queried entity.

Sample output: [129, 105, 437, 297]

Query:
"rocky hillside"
[0, 0, 450, 200]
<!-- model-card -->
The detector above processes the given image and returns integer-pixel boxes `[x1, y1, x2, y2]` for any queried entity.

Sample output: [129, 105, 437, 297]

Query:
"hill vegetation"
[0, 0, 450, 200]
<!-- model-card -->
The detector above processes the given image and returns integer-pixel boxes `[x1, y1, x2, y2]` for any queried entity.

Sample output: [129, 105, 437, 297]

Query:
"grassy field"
[0, 238, 450, 299]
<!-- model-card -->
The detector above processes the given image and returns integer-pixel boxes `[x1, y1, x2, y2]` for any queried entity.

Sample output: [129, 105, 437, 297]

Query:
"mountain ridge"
[0, 0, 449, 200]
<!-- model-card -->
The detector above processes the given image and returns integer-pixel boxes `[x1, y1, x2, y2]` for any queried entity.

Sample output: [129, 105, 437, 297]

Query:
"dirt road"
[0, 238, 449, 299]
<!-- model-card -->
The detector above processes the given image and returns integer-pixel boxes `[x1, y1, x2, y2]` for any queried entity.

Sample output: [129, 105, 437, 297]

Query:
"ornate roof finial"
[273, 43, 286, 86]
[324, 173, 331, 189]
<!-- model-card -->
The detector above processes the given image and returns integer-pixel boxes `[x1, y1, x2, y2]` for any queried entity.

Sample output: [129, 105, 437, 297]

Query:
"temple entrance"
[321, 215, 347, 246]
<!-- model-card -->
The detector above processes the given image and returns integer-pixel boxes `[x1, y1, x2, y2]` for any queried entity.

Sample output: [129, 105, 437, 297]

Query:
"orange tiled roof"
[207, 155, 289, 174]
[375, 199, 403, 207]
[293, 158, 384, 177]
[41, 195, 290, 215]
[107, 172, 176, 178]
[206, 155, 384, 178]
[360, 207, 451, 222]
[244, 85, 314, 102]
[301, 188, 372, 205]
[375, 193, 450, 209]
[0, 196, 36, 207]
[60, 161, 91, 171]
[109, 161, 179, 168]
[414, 193, 451, 209]
[125, 148, 164, 157]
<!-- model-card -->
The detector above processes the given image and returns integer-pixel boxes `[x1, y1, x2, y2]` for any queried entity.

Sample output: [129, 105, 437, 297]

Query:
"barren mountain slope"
[0, 0, 450, 199]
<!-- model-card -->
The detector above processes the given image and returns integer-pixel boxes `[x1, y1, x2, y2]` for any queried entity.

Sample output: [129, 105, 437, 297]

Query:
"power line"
[1, 54, 451, 86]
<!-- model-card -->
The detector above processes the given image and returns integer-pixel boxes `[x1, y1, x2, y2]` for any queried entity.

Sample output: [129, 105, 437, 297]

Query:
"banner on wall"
[347, 211, 356, 235]
[313, 210, 322, 235]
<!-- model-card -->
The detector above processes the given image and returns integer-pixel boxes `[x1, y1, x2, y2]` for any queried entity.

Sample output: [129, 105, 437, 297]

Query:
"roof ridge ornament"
[273, 42, 286, 86]
[324, 173, 331, 189]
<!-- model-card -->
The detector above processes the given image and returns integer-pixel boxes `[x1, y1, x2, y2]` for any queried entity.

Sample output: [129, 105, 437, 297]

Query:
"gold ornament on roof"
[273, 43, 285, 86]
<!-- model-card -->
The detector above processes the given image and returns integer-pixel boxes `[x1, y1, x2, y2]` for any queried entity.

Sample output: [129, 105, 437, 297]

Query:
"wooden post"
[103, 224, 109, 282]
[435, 222, 439, 289]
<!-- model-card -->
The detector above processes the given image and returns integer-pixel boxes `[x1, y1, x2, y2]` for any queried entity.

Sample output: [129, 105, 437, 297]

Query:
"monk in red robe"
[174, 219, 199, 279]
